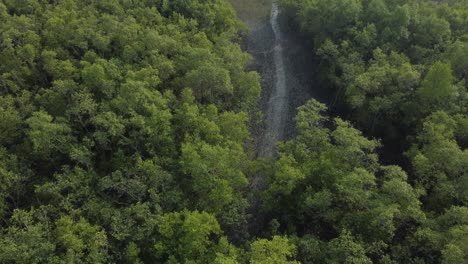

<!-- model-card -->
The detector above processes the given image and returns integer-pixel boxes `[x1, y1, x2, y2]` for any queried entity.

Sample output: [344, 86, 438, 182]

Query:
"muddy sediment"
[229, 0, 326, 158]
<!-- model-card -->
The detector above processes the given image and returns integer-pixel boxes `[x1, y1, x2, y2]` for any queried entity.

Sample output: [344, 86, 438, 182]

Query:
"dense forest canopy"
[0, 0, 466, 263]
[276, 0, 468, 262]
[0, 0, 263, 262]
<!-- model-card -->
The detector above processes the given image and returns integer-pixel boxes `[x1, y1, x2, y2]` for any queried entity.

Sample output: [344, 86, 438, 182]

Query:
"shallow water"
[258, 3, 288, 157]
[229, 0, 325, 158]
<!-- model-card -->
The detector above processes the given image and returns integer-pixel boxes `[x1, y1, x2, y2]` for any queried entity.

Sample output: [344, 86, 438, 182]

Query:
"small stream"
[229, 0, 326, 159]
[258, 3, 288, 158]
[229, 0, 328, 230]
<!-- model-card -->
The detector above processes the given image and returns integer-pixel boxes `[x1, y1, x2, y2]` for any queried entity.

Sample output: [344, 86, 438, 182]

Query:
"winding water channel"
[229, 0, 325, 158]
[258, 3, 288, 157]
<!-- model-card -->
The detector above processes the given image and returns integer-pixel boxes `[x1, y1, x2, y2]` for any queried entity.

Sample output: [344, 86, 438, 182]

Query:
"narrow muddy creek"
[258, 3, 288, 157]
[230, 0, 325, 158]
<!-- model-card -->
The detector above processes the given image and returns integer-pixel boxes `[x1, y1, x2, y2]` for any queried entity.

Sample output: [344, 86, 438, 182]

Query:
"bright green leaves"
[335, 168, 376, 211]
[218, 111, 249, 142]
[289, 99, 330, 160]
[155, 210, 236, 263]
[409, 206, 468, 263]
[380, 167, 423, 217]
[0, 149, 30, 220]
[0, 209, 108, 264]
[91, 111, 124, 146]
[36, 166, 95, 212]
[167, 22, 260, 111]
[344, 49, 420, 132]
[183, 64, 234, 105]
[161, 0, 239, 38]
[381, 4, 410, 46]
[327, 231, 372, 264]
[67, 90, 97, 129]
[365, 0, 390, 26]
[331, 118, 380, 169]
[411, 14, 451, 52]
[276, 0, 467, 262]
[438, 207, 468, 264]
[26, 111, 73, 160]
[0, 13, 40, 92]
[173, 94, 222, 144]
[175, 98, 251, 236]
[105, 81, 175, 162]
[81, 59, 120, 99]
[100, 158, 181, 209]
[298, 0, 362, 39]
[445, 40, 468, 78]
[407, 111, 468, 212]
[175, 44, 259, 111]
[352, 24, 378, 54]
[0, 209, 57, 264]
[0, 105, 21, 145]
[264, 99, 425, 262]
[214, 38, 260, 111]
[180, 140, 248, 214]
[42, 50, 77, 81]
[268, 155, 305, 197]
[55, 216, 108, 263]
[418, 62, 457, 112]
[295, 99, 328, 133]
[233, 71, 261, 111]
[173, 88, 250, 147]
[250, 236, 298, 264]
[0, 0, 262, 263]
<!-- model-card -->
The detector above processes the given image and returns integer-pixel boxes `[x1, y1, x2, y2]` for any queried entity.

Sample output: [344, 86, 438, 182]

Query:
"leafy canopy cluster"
[273, 0, 468, 263]
[0, 0, 284, 263]
[1, 0, 467, 263]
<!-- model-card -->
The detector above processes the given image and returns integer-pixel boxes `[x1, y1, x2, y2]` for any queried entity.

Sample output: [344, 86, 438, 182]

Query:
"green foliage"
[0, 209, 108, 264]
[418, 62, 457, 112]
[250, 236, 298, 264]
[154, 210, 238, 263]
[282, 0, 468, 139]
[1, 0, 467, 263]
[0, 209, 57, 264]
[180, 139, 248, 214]
[55, 216, 109, 263]
[407, 112, 468, 212]
[263, 100, 426, 263]
[0, 105, 21, 145]
[26, 111, 74, 160]
[0, 0, 259, 262]
[327, 231, 372, 264]
[280, 0, 468, 262]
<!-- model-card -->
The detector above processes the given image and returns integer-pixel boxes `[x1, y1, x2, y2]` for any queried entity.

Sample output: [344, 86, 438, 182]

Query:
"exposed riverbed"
[229, 0, 327, 158]
[259, 3, 288, 157]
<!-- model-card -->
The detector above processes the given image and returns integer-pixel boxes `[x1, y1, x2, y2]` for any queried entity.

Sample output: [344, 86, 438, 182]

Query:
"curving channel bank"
[258, 3, 288, 157]
[229, 0, 325, 158]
